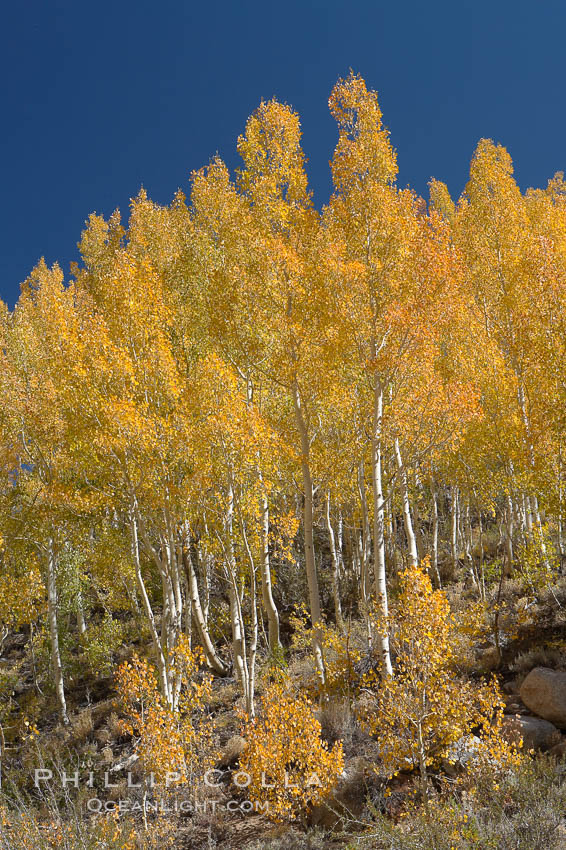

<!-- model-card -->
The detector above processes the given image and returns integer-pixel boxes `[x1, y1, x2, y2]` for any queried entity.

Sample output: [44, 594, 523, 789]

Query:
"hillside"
[2, 73, 566, 848]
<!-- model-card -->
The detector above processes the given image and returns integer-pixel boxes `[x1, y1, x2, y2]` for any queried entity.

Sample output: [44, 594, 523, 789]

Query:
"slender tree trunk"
[394, 437, 418, 568]
[248, 562, 258, 718]
[432, 489, 441, 588]
[0, 718, 4, 791]
[181, 530, 228, 676]
[227, 575, 247, 686]
[182, 571, 192, 647]
[130, 514, 172, 705]
[417, 720, 433, 829]
[357, 460, 372, 592]
[531, 493, 547, 547]
[293, 382, 325, 683]
[357, 461, 372, 641]
[413, 467, 425, 562]
[353, 530, 371, 644]
[337, 512, 344, 575]
[225, 483, 248, 690]
[76, 591, 87, 635]
[197, 540, 211, 628]
[450, 487, 459, 575]
[505, 494, 514, 574]
[371, 376, 393, 677]
[518, 380, 548, 565]
[464, 502, 478, 588]
[325, 491, 344, 630]
[524, 493, 533, 536]
[259, 488, 281, 653]
[46, 537, 68, 725]
[240, 515, 258, 718]
[478, 508, 486, 600]
[385, 499, 396, 569]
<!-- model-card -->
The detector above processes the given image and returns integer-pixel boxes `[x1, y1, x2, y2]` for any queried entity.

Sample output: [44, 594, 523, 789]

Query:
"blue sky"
[1, 0, 565, 306]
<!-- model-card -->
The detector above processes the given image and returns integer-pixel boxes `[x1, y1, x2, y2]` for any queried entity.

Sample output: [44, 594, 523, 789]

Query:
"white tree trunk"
[130, 514, 172, 706]
[293, 382, 325, 683]
[432, 489, 441, 588]
[181, 533, 228, 676]
[371, 377, 393, 677]
[394, 437, 418, 568]
[46, 537, 68, 725]
[505, 494, 514, 574]
[357, 460, 372, 592]
[224, 483, 251, 705]
[259, 488, 281, 653]
[240, 514, 259, 718]
[524, 492, 533, 535]
[76, 591, 87, 635]
[451, 487, 459, 574]
[464, 502, 478, 588]
[325, 491, 343, 630]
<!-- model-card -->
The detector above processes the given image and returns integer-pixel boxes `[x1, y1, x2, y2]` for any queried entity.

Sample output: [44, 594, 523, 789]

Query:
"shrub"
[80, 615, 125, 678]
[289, 605, 364, 700]
[244, 829, 329, 850]
[358, 563, 517, 813]
[115, 637, 217, 787]
[0, 787, 175, 850]
[238, 680, 344, 822]
[510, 644, 566, 673]
[0, 806, 138, 850]
[353, 755, 566, 850]
[516, 525, 559, 596]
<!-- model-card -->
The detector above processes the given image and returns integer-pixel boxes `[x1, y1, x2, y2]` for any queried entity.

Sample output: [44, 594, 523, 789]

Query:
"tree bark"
[259, 488, 281, 653]
[225, 483, 248, 692]
[450, 486, 459, 575]
[394, 437, 419, 568]
[505, 494, 514, 574]
[432, 489, 441, 588]
[371, 376, 393, 677]
[464, 502, 478, 588]
[181, 530, 228, 676]
[130, 514, 172, 705]
[293, 381, 325, 683]
[46, 537, 68, 725]
[325, 491, 344, 630]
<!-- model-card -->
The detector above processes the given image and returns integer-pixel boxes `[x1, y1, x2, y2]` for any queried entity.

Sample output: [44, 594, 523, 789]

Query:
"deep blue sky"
[2, 0, 565, 307]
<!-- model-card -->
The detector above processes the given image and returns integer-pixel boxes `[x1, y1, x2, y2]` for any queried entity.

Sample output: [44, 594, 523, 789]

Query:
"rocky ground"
[2, 591, 566, 849]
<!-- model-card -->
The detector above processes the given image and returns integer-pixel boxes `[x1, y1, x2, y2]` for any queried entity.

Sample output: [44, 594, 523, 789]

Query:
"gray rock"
[501, 714, 561, 751]
[520, 667, 566, 729]
[110, 752, 139, 772]
[441, 735, 482, 776]
[549, 738, 566, 759]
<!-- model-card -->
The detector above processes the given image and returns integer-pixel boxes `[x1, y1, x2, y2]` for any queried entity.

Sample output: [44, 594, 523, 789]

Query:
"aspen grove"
[2, 73, 566, 781]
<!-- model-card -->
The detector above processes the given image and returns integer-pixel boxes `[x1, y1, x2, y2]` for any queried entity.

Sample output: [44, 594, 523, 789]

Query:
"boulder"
[549, 738, 566, 759]
[520, 667, 566, 729]
[441, 735, 482, 776]
[501, 714, 561, 751]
